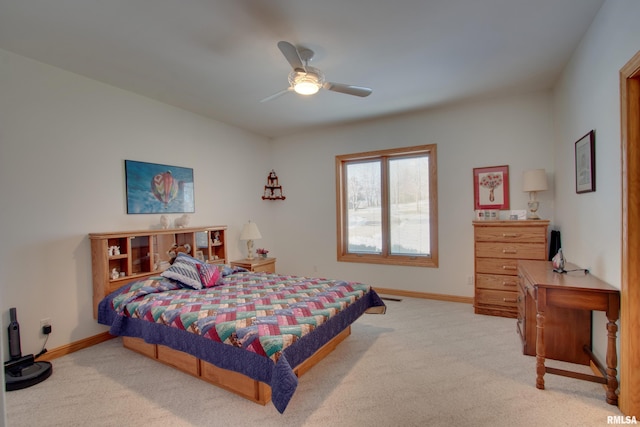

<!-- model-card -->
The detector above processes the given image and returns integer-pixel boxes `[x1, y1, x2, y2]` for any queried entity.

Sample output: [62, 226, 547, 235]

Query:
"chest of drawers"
[473, 220, 549, 318]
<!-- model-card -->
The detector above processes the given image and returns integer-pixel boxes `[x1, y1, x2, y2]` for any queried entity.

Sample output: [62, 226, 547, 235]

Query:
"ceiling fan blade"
[277, 41, 305, 71]
[259, 88, 292, 103]
[323, 82, 372, 97]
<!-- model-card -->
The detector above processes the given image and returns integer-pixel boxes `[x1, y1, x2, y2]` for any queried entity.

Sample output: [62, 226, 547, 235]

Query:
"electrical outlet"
[40, 318, 51, 328]
[467, 275, 474, 286]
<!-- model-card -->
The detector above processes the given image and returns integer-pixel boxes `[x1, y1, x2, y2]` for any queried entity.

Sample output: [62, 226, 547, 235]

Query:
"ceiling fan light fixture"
[294, 79, 320, 95]
[289, 68, 324, 95]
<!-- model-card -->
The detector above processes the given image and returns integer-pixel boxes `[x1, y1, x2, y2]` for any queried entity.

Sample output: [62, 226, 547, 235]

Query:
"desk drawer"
[475, 226, 547, 243]
[475, 242, 546, 260]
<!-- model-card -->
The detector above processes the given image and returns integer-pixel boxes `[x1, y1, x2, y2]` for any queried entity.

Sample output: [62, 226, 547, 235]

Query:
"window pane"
[389, 156, 430, 256]
[346, 161, 382, 253]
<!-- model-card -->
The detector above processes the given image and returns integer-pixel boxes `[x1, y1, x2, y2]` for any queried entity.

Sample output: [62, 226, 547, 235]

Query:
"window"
[335, 144, 438, 267]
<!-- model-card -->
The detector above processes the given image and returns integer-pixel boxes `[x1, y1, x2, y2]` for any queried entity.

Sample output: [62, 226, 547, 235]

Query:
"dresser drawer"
[476, 258, 519, 275]
[476, 273, 519, 291]
[475, 288, 518, 307]
[475, 242, 546, 260]
[475, 226, 547, 243]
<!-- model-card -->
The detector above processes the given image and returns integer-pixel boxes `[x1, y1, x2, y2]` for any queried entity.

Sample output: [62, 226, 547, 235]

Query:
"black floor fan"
[4, 307, 52, 391]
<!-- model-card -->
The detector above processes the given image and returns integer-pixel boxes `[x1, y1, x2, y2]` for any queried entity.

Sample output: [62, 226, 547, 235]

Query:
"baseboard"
[34, 331, 115, 362]
[374, 287, 473, 304]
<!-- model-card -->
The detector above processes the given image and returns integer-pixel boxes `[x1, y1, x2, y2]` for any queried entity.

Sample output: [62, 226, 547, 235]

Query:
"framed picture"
[125, 160, 195, 214]
[473, 165, 510, 210]
[575, 130, 595, 194]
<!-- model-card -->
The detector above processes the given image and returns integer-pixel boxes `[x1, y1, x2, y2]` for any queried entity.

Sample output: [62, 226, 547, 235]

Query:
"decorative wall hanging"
[262, 170, 286, 200]
[575, 130, 595, 194]
[125, 160, 195, 214]
[473, 165, 510, 210]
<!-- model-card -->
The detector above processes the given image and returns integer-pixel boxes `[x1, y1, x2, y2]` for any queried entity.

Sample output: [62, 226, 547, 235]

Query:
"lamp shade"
[240, 221, 262, 241]
[522, 169, 548, 192]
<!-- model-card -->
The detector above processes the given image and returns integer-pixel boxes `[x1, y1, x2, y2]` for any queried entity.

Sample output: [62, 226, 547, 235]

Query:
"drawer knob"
[503, 298, 517, 303]
[502, 265, 517, 271]
[502, 233, 519, 237]
[502, 281, 517, 287]
[502, 248, 518, 254]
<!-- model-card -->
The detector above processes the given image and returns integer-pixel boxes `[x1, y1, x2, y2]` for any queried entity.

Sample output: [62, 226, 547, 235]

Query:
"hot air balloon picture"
[473, 165, 509, 210]
[125, 160, 195, 214]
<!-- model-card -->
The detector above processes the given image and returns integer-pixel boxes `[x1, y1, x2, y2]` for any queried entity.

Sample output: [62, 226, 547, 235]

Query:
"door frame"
[619, 50, 640, 416]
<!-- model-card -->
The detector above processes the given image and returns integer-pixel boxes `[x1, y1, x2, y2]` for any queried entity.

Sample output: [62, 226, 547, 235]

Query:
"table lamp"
[240, 220, 262, 260]
[522, 169, 548, 219]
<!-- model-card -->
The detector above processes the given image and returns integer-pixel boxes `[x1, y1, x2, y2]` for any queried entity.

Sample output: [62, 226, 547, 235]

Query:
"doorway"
[620, 50, 640, 417]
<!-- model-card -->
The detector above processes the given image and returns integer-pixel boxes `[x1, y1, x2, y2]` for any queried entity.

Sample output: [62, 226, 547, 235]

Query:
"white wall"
[0, 49, 273, 359]
[270, 92, 555, 294]
[552, 0, 640, 360]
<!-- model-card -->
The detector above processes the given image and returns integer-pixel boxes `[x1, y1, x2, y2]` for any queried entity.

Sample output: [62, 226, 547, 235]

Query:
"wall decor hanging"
[575, 130, 595, 194]
[262, 169, 286, 200]
[125, 160, 195, 214]
[473, 165, 510, 210]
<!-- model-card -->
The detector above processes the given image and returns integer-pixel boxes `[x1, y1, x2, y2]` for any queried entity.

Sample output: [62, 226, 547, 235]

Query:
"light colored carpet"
[6, 297, 623, 426]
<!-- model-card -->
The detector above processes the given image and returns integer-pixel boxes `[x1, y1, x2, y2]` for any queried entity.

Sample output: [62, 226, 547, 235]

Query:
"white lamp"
[522, 169, 548, 220]
[240, 221, 262, 260]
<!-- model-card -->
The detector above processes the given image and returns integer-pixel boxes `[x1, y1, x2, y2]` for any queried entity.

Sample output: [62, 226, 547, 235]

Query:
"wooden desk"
[518, 260, 620, 405]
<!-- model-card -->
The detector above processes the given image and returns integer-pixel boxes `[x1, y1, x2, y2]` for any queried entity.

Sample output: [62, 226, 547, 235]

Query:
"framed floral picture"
[473, 165, 510, 210]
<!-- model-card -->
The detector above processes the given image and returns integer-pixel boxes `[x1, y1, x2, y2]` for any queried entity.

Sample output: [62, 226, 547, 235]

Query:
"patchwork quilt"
[99, 270, 386, 413]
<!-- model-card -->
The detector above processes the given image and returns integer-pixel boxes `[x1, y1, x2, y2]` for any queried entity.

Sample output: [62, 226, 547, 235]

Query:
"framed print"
[125, 160, 195, 214]
[473, 165, 510, 210]
[575, 130, 595, 194]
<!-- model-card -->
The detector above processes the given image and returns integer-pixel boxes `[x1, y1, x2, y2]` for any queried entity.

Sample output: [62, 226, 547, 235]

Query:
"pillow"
[161, 254, 203, 289]
[196, 263, 221, 288]
[209, 264, 249, 277]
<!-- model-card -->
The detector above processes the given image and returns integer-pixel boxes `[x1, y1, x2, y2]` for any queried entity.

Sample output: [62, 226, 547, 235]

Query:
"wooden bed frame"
[90, 227, 368, 406]
[121, 326, 351, 404]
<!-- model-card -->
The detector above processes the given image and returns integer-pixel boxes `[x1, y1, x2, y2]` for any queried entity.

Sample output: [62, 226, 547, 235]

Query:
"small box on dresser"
[473, 220, 549, 318]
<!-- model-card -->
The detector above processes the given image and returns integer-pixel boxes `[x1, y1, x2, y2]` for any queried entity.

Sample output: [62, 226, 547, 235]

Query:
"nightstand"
[230, 257, 276, 273]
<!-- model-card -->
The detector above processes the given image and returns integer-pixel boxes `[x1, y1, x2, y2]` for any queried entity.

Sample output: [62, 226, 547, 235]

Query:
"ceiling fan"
[260, 41, 373, 102]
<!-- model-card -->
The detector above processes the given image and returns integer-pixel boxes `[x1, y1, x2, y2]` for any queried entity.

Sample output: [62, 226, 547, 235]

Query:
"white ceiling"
[0, 0, 604, 138]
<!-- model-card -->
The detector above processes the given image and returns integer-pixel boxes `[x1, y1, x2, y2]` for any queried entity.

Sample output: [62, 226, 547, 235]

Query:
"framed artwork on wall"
[125, 160, 195, 214]
[473, 165, 510, 210]
[575, 130, 595, 194]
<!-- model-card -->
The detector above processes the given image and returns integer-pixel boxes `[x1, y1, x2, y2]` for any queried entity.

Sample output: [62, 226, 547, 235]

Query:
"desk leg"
[536, 310, 546, 389]
[605, 318, 619, 405]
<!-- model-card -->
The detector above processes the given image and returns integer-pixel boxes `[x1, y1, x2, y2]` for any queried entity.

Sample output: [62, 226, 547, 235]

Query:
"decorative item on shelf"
[213, 231, 221, 244]
[240, 220, 262, 260]
[167, 243, 191, 264]
[262, 170, 286, 200]
[256, 248, 269, 259]
[108, 246, 121, 256]
[174, 214, 190, 228]
[510, 210, 527, 220]
[111, 268, 120, 280]
[160, 215, 170, 229]
[522, 169, 548, 219]
[475, 209, 499, 221]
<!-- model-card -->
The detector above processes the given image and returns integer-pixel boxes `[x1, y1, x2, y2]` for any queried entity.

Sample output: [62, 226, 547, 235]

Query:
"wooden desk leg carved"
[536, 310, 546, 389]
[605, 318, 619, 405]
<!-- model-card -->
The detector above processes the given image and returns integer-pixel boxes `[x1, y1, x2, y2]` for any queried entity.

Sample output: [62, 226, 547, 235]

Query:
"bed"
[97, 254, 386, 413]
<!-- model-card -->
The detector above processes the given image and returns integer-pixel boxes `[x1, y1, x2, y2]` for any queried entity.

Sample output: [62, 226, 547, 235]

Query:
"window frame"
[335, 144, 438, 267]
